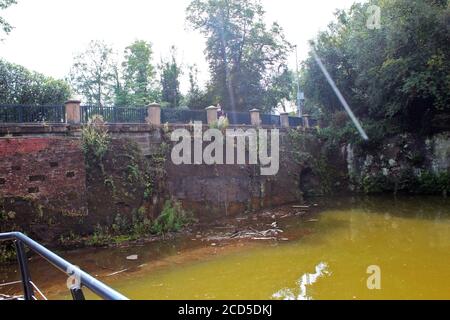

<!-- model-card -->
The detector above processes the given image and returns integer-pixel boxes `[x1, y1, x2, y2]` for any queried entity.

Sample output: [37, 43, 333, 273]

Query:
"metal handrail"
[0, 232, 128, 300]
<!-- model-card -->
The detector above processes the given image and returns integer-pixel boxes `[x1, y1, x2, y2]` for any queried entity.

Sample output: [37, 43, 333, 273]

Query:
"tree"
[159, 46, 182, 108]
[0, 0, 16, 38]
[185, 64, 215, 109]
[0, 59, 71, 104]
[186, 0, 292, 112]
[120, 40, 158, 106]
[264, 68, 296, 113]
[302, 0, 450, 135]
[69, 41, 117, 107]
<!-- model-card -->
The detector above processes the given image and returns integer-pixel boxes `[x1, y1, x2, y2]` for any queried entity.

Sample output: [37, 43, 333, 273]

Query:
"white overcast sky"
[0, 0, 360, 92]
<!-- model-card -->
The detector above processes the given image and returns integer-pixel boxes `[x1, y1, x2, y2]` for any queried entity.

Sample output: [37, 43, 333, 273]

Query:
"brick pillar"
[250, 109, 261, 127]
[147, 103, 161, 126]
[205, 106, 218, 125]
[303, 114, 311, 129]
[280, 113, 290, 128]
[65, 99, 81, 124]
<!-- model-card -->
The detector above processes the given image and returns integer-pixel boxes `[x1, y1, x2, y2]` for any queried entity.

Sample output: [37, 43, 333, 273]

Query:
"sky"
[0, 0, 360, 93]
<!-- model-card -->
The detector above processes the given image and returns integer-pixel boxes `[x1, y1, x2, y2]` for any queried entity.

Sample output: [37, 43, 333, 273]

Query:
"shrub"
[151, 200, 191, 235]
[0, 245, 16, 264]
[362, 174, 387, 194]
[210, 116, 229, 131]
[81, 115, 110, 164]
[414, 171, 450, 195]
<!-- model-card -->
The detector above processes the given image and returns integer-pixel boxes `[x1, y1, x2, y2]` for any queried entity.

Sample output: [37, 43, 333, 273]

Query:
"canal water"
[1, 196, 449, 300]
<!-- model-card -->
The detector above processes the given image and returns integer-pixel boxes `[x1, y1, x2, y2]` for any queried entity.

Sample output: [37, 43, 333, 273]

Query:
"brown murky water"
[1, 196, 449, 300]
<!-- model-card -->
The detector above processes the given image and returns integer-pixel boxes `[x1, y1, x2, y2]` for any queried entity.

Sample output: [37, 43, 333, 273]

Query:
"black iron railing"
[161, 108, 207, 124]
[0, 232, 128, 300]
[81, 106, 147, 123]
[0, 104, 314, 128]
[0, 105, 65, 123]
[227, 112, 251, 125]
[261, 114, 281, 126]
[289, 117, 303, 127]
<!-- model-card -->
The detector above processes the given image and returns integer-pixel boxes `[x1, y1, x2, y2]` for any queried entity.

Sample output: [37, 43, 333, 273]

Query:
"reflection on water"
[273, 262, 331, 300]
[1, 195, 449, 300]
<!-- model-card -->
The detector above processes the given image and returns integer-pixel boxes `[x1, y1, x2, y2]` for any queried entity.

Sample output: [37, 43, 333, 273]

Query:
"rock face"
[344, 132, 450, 194]
[431, 133, 450, 173]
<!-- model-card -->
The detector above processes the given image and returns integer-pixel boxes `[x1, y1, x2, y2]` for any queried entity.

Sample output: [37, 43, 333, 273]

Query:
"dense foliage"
[69, 40, 118, 107]
[118, 40, 159, 106]
[69, 40, 160, 107]
[0, 59, 71, 104]
[302, 0, 450, 137]
[159, 47, 183, 108]
[184, 64, 215, 109]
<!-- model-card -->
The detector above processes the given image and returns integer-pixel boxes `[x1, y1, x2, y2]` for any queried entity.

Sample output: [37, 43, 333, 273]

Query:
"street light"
[295, 45, 305, 117]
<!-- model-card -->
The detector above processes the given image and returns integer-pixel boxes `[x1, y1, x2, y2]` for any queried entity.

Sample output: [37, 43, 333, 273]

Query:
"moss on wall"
[285, 129, 348, 196]
[346, 133, 450, 196]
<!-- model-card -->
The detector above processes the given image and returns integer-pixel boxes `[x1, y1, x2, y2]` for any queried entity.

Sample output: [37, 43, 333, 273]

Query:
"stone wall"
[166, 142, 302, 220]
[344, 132, 450, 194]
[0, 124, 306, 243]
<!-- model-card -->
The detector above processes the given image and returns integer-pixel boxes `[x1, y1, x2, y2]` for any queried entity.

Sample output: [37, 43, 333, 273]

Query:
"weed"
[151, 200, 191, 235]
[81, 115, 110, 165]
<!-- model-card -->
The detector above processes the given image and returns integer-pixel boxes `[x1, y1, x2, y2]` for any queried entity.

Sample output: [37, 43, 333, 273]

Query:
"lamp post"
[295, 45, 305, 117]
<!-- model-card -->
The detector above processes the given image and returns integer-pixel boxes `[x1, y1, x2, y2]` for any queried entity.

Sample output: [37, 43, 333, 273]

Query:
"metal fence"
[261, 114, 281, 126]
[226, 111, 251, 125]
[289, 116, 303, 127]
[81, 106, 147, 123]
[0, 105, 65, 123]
[161, 108, 207, 124]
[0, 104, 313, 128]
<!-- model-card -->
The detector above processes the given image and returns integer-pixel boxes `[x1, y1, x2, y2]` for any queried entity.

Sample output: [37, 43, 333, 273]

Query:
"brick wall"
[0, 137, 87, 218]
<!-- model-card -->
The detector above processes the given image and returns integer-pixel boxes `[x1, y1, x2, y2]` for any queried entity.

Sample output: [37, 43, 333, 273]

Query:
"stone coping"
[0, 123, 307, 136]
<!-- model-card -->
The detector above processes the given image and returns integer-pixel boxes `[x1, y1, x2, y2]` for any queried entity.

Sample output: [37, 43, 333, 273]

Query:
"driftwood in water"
[292, 205, 310, 209]
[106, 269, 129, 277]
[206, 226, 284, 242]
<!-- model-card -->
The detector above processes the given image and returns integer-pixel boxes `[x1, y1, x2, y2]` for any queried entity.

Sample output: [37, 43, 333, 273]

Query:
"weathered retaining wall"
[0, 137, 88, 242]
[0, 124, 306, 243]
[0, 138, 86, 205]
[165, 136, 303, 219]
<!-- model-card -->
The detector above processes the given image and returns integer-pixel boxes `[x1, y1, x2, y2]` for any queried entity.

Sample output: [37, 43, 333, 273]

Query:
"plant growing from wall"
[81, 115, 110, 168]
[209, 116, 230, 131]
